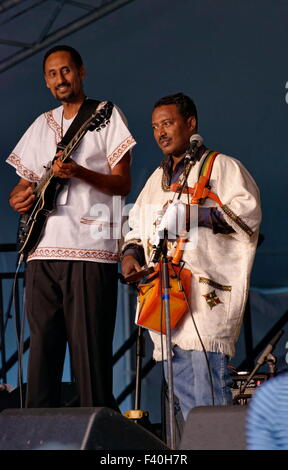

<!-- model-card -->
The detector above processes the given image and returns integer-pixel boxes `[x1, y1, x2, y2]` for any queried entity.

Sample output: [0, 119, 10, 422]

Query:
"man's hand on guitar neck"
[52, 152, 79, 179]
[52, 151, 132, 196]
[9, 178, 35, 214]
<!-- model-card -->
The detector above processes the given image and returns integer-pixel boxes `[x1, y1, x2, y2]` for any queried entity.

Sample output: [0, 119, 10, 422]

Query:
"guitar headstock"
[87, 101, 114, 132]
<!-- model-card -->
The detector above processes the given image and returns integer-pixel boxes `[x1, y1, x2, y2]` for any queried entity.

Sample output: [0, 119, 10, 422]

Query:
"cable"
[159, 270, 167, 438]
[12, 256, 26, 408]
[170, 261, 215, 406]
[160, 377, 167, 443]
[159, 261, 178, 447]
[183, 293, 215, 405]
[18, 282, 27, 406]
[158, 256, 215, 443]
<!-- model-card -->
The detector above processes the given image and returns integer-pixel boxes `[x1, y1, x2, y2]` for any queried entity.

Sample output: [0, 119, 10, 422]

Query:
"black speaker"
[179, 405, 247, 450]
[0, 407, 168, 450]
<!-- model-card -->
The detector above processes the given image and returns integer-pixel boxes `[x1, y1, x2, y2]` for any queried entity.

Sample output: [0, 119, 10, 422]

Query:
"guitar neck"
[34, 127, 87, 197]
[61, 126, 87, 163]
[33, 101, 113, 198]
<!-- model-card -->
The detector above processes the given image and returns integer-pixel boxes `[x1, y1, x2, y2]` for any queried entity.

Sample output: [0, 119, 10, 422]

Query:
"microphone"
[185, 134, 203, 160]
[254, 329, 284, 368]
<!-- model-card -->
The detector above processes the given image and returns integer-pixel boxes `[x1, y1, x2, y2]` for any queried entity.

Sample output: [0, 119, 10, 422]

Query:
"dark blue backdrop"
[0, 0, 287, 421]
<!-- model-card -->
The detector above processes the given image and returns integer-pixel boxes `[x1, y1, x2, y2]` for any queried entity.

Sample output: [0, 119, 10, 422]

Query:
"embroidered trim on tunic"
[161, 160, 196, 192]
[28, 247, 118, 262]
[161, 172, 171, 191]
[221, 204, 253, 237]
[45, 110, 62, 142]
[6, 153, 40, 181]
[199, 277, 232, 291]
[107, 136, 136, 168]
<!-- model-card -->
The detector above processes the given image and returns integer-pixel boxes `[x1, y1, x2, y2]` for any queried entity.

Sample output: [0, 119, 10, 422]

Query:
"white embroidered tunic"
[7, 103, 136, 263]
[123, 150, 262, 359]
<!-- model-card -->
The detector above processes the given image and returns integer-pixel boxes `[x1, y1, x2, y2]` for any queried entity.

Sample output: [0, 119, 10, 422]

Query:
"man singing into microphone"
[121, 93, 261, 421]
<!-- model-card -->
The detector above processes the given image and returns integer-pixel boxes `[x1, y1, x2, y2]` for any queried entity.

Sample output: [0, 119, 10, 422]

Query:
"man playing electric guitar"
[7, 45, 136, 409]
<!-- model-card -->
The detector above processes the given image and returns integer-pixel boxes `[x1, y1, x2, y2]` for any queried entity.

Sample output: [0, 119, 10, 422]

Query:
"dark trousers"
[25, 260, 118, 408]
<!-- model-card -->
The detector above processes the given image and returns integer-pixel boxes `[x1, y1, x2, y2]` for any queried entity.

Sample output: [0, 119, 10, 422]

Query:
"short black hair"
[43, 45, 83, 72]
[153, 92, 198, 124]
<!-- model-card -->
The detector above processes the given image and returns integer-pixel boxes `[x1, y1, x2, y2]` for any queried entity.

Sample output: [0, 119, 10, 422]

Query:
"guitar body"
[18, 178, 65, 255]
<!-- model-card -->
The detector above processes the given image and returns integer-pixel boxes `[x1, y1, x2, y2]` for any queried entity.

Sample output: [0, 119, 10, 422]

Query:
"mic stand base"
[124, 327, 152, 428]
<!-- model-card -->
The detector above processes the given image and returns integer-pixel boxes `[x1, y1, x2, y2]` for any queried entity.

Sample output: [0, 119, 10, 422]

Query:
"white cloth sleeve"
[213, 155, 261, 242]
[101, 105, 136, 169]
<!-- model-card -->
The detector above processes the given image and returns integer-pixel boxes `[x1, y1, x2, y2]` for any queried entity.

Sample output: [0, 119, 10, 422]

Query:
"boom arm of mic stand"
[238, 329, 284, 396]
[177, 157, 196, 200]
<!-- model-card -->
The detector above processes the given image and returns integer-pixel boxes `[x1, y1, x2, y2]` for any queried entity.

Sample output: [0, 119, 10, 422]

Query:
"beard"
[54, 84, 76, 102]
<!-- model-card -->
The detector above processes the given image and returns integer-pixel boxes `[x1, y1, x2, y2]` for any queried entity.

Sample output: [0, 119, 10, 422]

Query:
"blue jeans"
[164, 346, 233, 420]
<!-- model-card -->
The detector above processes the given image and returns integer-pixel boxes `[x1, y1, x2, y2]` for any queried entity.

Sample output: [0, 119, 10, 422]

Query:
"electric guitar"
[17, 100, 114, 258]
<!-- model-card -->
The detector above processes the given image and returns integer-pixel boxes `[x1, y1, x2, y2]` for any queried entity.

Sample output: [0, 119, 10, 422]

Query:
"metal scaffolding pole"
[0, 0, 136, 73]
[0, 0, 28, 14]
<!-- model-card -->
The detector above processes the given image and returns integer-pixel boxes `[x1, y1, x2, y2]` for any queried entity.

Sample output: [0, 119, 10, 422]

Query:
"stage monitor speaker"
[179, 405, 247, 450]
[0, 407, 168, 450]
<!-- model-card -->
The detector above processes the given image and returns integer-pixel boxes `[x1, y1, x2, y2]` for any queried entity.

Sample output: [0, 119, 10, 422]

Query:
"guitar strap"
[56, 98, 100, 152]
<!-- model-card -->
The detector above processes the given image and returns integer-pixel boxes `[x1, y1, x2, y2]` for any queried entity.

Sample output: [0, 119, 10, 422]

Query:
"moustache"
[56, 82, 70, 90]
[159, 137, 171, 144]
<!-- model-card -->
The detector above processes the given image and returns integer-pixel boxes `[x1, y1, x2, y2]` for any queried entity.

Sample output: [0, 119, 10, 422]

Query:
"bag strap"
[190, 150, 223, 206]
[56, 98, 100, 151]
[198, 150, 218, 180]
[170, 150, 223, 206]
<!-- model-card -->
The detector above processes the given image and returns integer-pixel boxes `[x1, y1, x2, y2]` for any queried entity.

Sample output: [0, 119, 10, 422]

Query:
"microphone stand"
[118, 273, 150, 425]
[233, 329, 284, 403]
[151, 148, 200, 447]
[124, 324, 151, 425]
[160, 229, 176, 450]
[176, 145, 200, 201]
